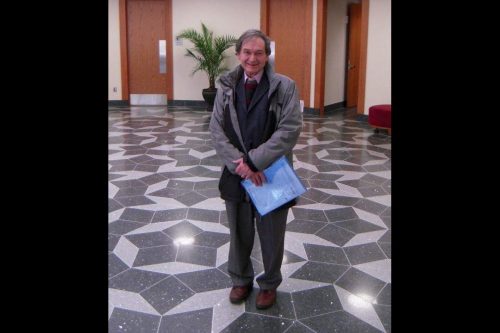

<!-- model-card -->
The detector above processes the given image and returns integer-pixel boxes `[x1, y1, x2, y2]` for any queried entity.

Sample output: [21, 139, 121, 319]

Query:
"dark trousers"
[225, 201, 288, 290]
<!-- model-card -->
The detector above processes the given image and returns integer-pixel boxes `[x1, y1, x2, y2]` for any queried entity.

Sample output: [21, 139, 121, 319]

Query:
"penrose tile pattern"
[108, 105, 391, 333]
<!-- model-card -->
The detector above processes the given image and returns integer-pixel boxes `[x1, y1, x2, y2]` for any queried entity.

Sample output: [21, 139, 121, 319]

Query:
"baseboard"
[303, 107, 320, 114]
[108, 100, 129, 107]
[108, 100, 208, 108]
[356, 114, 369, 122]
[324, 101, 346, 113]
[167, 100, 207, 107]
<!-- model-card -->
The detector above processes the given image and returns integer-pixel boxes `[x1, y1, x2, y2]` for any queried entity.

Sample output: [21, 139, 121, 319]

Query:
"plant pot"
[202, 87, 217, 111]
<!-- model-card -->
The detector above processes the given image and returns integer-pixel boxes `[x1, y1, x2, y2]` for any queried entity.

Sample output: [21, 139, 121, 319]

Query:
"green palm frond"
[176, 23, 237, 88]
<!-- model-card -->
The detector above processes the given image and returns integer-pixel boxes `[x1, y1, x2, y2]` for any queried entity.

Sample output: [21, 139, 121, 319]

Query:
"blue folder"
[241, 156, 307, 216]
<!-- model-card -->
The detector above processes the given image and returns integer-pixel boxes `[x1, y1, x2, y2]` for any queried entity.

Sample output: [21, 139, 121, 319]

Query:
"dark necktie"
[244, 78, 258, 106]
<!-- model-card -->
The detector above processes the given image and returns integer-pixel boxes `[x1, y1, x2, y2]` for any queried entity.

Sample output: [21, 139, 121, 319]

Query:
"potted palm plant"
[177, 23, 237, 111]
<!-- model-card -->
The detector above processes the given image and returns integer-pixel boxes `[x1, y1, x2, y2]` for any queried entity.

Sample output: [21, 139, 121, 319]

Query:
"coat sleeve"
[209, 89, 245, 174]
[247, 79, 303, 170]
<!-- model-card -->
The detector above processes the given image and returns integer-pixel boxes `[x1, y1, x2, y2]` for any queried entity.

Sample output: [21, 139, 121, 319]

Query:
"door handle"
[159, 40, 166, 74]
[348, 61, 355, 70]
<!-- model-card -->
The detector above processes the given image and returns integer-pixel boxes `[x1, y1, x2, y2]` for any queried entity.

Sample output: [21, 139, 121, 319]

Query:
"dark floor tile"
[185, 166, 216, 176]
[292, 285, 342, 319]
[133, 245, 178, 266]
[167, 179, 195, 190]
[300, 311, 382, 333]
[310, 173, 343, 182]
[321, 195, 361, 206]
[335, 218, 385, 234]
[157, 171, 192, 179]
[143, 158, 171, 166]
[109, 161, 138, 172]
[193, 179, 219, 190]
[282, 250, 306, 264]
[378, 242, 391, 259]
[286, 219, 327, 234]
[380, 215, 391, 228]
[315, 223, 355, 246]
[109, 253, 129, 278]
[353, 199, 388, 215]
[108, 308, 161, 333]
[109, 198, 124, 213]
[361, 174, 389, 185]
[294, 168, 318, 179]
[193, 231, 230, 248]
[187, 208, 220, 223]
[109, 234, 120, 252]
[344, 243, 387, 265]
[111, 179, 148, 189]
[335, 267, 386, 298]
[357, 186, 388, 197]
[378, 230, 390, 243]
[314, 163, 343, 172]
[295, 196, 317, 205]
[140, 276, 195, 315]
[290, 261, 349, 283]
[338, 179, 373, 190]
[159, 308, 213, 333]
[324, 207, 358, 222]
[176, 244, 217, 266]
[175, 158, 202, 167]
[373, 305, 391, 333]
[109, 268, 169, 292]
[175, 268, 232, 292]
[120, 208, 155, 223]
[282, 321, 316, 333]
[115, 195, 156, 207]
[152, 208, 188, 223]
[377, 283, 391, 305]
[300, 188, 331, 203]
[303, 243, 350, 265]
[139, 173, 168, 185]
[291, 208, 328, 222]
[363, 164, 390, 172]
[195, 188, 220, 198]
[338, 164, 365, 172]
[125, 232, 174, 248]
[114, 186, 148, 198]
[148, 187, 190, 198]
[175, 191, 208, 206]
[109, 220, 145, 235]
[135, 164, 160, 172]
[220, 312, 293, 333]
[307, 179, 339, 190]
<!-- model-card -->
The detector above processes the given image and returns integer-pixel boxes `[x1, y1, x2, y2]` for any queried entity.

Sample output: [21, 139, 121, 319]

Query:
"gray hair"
[235, 29, 271, 56]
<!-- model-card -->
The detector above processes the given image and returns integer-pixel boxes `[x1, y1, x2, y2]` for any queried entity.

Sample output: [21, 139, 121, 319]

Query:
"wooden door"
[125, 0, 173, 104]
[346, 3, 361, 108]
[265, 0, 313, 107]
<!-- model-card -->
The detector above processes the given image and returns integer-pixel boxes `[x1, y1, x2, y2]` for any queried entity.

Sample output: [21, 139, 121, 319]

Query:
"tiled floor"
[108, 105, 391, 333]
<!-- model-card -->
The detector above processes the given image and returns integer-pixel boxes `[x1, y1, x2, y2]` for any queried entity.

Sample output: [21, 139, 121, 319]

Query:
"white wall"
[364, 0, 391, 114]
[172, 0, 260, 100]
[108, 0, 122, 100]
[324, 0, 348, 106]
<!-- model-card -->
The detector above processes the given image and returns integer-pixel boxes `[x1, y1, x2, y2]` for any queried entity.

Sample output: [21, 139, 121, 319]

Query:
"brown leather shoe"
[229, 284, 253, 304]
[256, 289, 276, 309]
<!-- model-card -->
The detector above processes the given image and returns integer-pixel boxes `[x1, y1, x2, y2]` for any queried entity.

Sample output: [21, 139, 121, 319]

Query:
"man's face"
[237, 37, 269, 78]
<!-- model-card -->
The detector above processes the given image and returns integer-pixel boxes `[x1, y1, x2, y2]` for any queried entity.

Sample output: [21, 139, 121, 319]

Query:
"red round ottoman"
[368, 104, 391, 135]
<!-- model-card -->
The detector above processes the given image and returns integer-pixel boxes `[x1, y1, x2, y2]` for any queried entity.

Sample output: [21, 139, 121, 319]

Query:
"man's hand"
[233, 158, 266, 186]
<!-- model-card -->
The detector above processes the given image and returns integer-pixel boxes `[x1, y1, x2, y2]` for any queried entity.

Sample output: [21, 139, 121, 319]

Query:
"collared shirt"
[244, 70, 264, 84]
